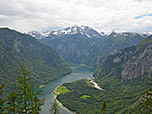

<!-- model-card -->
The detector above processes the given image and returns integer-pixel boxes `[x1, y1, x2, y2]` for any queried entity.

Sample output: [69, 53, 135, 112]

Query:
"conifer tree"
[0, 83, 6, 114]
[49, 99, 60, 114]
[30, 92, 44, 114]
[101, 100, 106, 114]
[6, 91, 18, 114]
[15, 66, 44, 114]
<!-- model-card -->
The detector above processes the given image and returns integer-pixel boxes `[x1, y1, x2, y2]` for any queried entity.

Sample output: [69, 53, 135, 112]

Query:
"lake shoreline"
[51, 78, 103, 114]
[53, 94, 76, 114]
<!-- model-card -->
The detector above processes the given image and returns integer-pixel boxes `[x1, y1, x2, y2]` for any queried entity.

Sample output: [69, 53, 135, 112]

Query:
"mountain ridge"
[28, 25, 151, 39]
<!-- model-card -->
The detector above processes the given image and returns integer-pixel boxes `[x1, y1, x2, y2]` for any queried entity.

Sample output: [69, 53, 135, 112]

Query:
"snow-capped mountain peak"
[27, 31, 50, 39]
[52, 25, 79, 35]
[143, 32, 152, 35]
[28, 25, 103, 39]
[48, 25, 101, 38]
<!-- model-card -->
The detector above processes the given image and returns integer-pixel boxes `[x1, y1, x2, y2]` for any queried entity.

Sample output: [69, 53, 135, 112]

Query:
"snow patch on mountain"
[48, 25, 102, 38]
[143, 32, 152, 35]
[28, 31, 50, 39]
[85, 33, 91, 38]
[28, 25, 149, 40]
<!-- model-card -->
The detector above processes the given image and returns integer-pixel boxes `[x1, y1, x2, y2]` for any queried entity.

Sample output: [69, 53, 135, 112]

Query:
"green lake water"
[41, 66, 93, 114]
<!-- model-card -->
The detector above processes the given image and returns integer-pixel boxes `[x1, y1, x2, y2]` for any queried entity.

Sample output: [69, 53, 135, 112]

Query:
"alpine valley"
[0, 24, 151, 114]
[28, 25, 152, 114]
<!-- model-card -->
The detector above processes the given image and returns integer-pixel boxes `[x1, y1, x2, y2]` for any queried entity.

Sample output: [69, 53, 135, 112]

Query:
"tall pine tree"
[14, 66, 44, 114]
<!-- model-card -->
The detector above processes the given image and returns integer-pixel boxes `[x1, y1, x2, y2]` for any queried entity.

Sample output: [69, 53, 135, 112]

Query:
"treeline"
[0, 66, 60, 114]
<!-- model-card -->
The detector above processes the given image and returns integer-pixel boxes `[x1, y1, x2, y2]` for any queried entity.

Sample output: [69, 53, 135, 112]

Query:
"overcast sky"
[0, 0, 152, 33]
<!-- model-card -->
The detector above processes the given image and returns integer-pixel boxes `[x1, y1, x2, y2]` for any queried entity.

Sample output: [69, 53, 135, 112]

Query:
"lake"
[41, 66, 93, 114]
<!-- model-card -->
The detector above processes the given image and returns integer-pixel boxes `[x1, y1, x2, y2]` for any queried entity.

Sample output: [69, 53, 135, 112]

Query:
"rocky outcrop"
[122, 44, 152, 79]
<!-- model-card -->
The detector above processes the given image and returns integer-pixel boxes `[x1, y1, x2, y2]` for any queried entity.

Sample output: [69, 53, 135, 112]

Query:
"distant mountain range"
[28, 25, 102, 39]
[28, 25, 148, 69]
[0, 28, 71, 92]
[28, 25, 152, 39]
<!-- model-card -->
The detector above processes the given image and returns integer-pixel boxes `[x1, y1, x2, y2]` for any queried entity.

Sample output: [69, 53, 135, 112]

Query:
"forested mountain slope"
[0, 28, 71, 92]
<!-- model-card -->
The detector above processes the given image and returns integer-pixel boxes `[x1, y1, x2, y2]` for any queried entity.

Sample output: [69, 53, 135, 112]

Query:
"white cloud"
[0, 0, 152, 33]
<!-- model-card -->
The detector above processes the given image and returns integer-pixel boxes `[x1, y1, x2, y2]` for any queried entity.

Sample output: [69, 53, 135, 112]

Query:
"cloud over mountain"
[0, 0, 152, 33]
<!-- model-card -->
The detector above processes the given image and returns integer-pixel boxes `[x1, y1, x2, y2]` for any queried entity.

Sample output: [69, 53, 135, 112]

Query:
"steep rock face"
[122, 41, 152, 79]
[94, 36, 152, 80]
[93, 46, 136, 79]
[0, 28, 71, 90]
